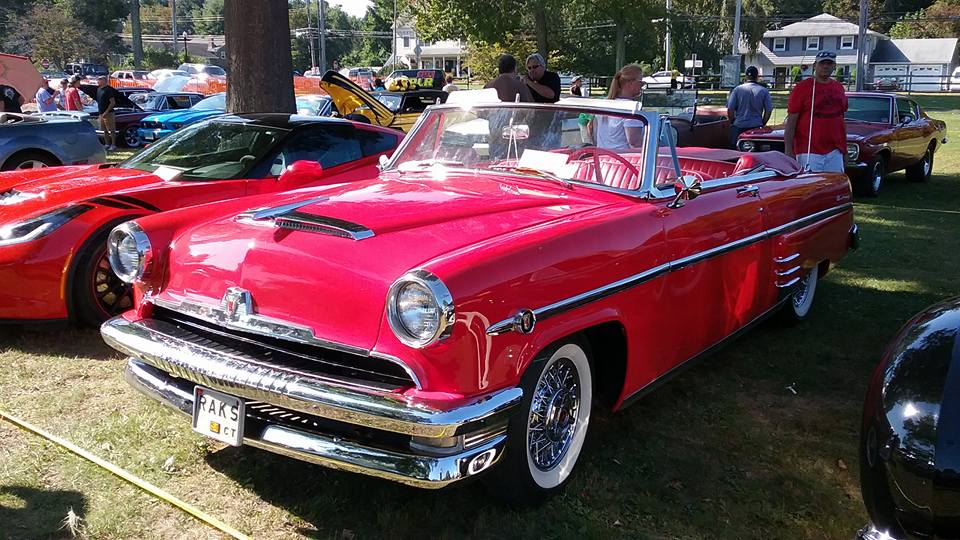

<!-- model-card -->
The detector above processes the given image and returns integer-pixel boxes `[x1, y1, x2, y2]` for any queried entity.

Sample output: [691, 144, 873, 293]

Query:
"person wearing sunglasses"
[523, 53, 561, 104]
[783, 50, 848, 172]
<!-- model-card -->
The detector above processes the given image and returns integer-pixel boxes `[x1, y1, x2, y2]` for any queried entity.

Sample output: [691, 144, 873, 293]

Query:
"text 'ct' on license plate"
[192, 386, 244, 447]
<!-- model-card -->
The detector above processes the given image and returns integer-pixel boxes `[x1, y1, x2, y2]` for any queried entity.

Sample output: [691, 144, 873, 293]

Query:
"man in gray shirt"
[727, 66, 773, 149]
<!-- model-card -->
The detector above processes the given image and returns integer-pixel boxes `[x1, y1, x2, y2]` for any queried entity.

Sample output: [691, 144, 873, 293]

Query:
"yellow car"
[320, 71, 448, 132]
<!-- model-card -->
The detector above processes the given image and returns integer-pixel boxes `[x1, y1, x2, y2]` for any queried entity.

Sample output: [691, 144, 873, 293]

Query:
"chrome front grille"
[150, 305, 416, 389]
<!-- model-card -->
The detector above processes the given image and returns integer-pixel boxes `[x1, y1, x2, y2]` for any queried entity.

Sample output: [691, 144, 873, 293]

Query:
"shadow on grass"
[0, 485, 87, 540]
[0, 325, 116, 361]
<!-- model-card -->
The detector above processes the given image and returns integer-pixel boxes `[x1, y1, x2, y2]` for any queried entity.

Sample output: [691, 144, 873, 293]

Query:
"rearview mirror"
[278, 160, 325, 189]
[667, 175, 702, 209]
[501, 125, 530, 140]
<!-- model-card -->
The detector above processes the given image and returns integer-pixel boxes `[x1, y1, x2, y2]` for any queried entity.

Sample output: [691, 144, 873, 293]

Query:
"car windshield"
[193, 93, 225, 110]
[296, 95, 331, 116]
[203, 66, 226, 76]
[846, 97, 891, 124]
[375, 94, 402, 112]
[122, 121, 286, 180]
[386, 103, 650, 191]
[131, 93, 163, 110]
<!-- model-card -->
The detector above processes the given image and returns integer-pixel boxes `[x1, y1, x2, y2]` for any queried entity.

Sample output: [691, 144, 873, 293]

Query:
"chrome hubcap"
[124, 128, 140, 146]
[528, 358, 581, 471]
[793, 272, 812, 310]
[15, 160, 47, 170]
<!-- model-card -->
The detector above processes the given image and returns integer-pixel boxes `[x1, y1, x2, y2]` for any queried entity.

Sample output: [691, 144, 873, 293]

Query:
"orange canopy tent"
[0, 53, 43, 98]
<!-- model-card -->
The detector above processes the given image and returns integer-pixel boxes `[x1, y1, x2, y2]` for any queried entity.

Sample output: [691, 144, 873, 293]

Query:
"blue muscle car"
[137, 93, 226, 143]
[0, 113, 105, 170]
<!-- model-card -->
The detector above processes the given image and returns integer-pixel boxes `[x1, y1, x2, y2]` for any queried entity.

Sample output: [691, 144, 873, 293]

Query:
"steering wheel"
[568, 147, 640, 186]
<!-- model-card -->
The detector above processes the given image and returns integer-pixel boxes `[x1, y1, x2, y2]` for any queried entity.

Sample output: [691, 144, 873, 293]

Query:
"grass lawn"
[2, 95, 959, 539]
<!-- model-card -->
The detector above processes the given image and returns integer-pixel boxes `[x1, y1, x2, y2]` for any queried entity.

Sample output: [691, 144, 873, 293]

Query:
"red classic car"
[0, 114, 400, 325]
[101, 97, 858, 502]
[737, 92, 948, 197]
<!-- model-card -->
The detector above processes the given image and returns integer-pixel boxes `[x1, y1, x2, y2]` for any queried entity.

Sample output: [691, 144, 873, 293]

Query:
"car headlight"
[847, 142, 860, 161]
[0, 205, 92, 247]
[387, 270, 455, 348]
[107, 221, 153, 283]
[739, 140, 755, 152]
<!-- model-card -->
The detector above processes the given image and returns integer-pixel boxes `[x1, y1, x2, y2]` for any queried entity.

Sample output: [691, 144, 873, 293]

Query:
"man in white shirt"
[35, 78, 59, 113]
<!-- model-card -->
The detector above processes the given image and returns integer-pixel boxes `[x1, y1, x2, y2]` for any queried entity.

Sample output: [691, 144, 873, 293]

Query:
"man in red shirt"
[784, 51, 848, 173]
[64, 75, 84, 111]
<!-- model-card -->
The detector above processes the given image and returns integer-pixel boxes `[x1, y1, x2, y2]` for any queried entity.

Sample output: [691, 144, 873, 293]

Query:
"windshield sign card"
[192, 386, 244, 446]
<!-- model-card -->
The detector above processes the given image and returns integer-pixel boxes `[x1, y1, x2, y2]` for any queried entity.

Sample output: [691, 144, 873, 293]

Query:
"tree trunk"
[224, 0, 296, 113]
[534, 8, 547, 57]
[130, 0, 143, 68]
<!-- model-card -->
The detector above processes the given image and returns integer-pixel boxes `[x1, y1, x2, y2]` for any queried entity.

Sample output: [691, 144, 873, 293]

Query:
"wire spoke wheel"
[527, 357, 581, 471]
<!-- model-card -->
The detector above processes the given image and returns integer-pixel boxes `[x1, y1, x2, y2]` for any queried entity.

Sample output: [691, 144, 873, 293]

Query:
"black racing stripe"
[88, 197, 136, 209]
[108, 194, 161, 212]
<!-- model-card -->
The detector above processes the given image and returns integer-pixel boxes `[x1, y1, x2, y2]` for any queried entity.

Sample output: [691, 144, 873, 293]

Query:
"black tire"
[779, 265, 819, 324]
[485, 338, 593, 506]
[855, 156, 885, 197]
[906, 144, 934, 183]
[1, 150, 60, 171]
[122, 125, 142, 148]
[72, 228, 135, 326]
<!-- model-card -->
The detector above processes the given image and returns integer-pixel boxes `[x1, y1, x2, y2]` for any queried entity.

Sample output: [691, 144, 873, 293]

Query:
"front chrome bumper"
[103, 316, 522, 488]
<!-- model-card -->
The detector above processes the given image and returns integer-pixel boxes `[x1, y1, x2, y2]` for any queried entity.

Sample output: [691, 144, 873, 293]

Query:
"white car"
[147, 69, 189, 81]
[642, 71, 693, 89]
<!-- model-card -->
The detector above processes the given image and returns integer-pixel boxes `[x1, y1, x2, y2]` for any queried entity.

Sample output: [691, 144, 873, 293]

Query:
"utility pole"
[392, 0, 397, 70]
[171, 0, 177, 49]
[665, 0, 672, 70]
[318, 0, 327, 71]
[306, 0, 316, 71]
[732, 0, 742, 56]
[856, 0, 867, 91]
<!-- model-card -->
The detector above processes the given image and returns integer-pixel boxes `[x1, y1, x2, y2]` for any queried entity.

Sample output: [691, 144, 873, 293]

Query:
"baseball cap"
[745, 66, 759, 77]
[571, 75, 582, 83]
[815, 51, 837, 63]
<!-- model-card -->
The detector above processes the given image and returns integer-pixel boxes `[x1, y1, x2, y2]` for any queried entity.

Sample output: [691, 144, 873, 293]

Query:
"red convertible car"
[737, 92, 948, 197]
[0, 114, 400, 325]
[101, 97, 858, 502]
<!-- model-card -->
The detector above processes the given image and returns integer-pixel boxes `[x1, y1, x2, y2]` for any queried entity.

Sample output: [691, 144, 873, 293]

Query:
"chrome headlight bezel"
[847, 142, 860, 161]
[738, 140, 756, 152]
[386, 270, 455, 348]
[107, 221, 153, 284]
[0, 205, 92, 247]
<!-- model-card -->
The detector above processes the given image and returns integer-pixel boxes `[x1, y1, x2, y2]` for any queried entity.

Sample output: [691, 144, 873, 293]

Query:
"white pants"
[796, 149, 844, 173]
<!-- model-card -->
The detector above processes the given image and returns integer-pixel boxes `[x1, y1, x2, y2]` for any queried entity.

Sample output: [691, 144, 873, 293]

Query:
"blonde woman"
[591, 64, 645, 149]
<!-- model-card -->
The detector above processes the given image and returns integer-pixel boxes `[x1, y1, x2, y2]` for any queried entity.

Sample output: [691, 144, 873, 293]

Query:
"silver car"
[0, 113, 106, 170]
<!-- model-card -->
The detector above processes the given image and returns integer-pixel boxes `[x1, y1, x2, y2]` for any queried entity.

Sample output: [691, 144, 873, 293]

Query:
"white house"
[870, 38, 960, 91]
[385, 24, 466, 76]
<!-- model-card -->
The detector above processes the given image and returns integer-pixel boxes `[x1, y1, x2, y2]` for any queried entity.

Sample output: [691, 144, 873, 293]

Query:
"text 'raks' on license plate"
[192, 386, 244, 446]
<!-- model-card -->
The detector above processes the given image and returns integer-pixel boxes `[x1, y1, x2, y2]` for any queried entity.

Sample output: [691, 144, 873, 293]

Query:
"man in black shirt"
[0, 85, 25, 113]
[523, 53, 561, 103]
[95, 76, 118, 150]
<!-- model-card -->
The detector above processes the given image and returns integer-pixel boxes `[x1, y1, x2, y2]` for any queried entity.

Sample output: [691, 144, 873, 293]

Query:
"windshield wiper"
[488, 164, 572, 189]
[395, 159, 466, 172]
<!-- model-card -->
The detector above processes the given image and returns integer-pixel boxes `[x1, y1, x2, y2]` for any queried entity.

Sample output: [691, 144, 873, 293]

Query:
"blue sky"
[329, 0, 371, 18]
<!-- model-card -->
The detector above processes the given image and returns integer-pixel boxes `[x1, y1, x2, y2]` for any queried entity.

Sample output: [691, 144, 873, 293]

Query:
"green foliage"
[191, 0, 224, 35]
[888, 0, 960, 38]
[288, 1, 358, 72]
[141, 46, 181, 69]
[5, 2, 115, 68]
[463, 38, 539, 81]
[341, 0, 392, 68]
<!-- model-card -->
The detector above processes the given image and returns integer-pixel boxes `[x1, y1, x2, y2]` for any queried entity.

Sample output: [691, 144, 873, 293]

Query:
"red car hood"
[740, 120, 877, 141]
[0, 165, 161, 221]
[160, 172, 615, 350]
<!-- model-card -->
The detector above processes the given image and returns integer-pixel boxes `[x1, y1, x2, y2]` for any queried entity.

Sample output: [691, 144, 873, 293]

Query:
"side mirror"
[278, 159, 325, 188]
[378, 154, 390, 171]
[667, 175, 702, 209]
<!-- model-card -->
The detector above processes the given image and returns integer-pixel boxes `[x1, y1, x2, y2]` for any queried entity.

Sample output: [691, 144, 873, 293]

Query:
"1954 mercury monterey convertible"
[101, 93, 859, 503]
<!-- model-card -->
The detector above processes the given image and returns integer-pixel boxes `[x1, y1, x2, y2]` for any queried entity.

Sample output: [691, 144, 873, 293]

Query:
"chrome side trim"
[124, 359, 508, 489]
[274, 212, 374, 240]
[774, 253, 800, 263]
[776, 276, 801, 289]
[104, 317, 522, 438]
[150, 296, 370, 358]
[486, 203, 852, 335]
[775, 265, 800, 277]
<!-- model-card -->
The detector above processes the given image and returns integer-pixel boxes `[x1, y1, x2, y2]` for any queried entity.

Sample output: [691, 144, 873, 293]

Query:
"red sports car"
[737, 92, 948, 197]
[101, 98, 858, 500]
[0, 114, 400, 325]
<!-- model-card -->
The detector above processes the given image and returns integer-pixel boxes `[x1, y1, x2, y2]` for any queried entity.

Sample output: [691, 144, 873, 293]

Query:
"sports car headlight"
[387, 270, 455, 348]
[0, 205, 92, 247]
[107, 221, 153, 283]
[847, 143, 860, 161]
[739, 140, 755, 152]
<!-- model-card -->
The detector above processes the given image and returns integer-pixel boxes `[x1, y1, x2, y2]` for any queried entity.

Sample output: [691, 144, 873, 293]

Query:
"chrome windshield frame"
[382, 102, 666, 198]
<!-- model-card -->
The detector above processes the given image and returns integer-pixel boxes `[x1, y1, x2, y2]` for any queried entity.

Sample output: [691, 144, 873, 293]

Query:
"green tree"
[888, 0, 960, 38]
[289, 1, 359, 73]
[191, 0, 224, 35]
[6, 3, 114, 68]
[342, 0, 392, 68]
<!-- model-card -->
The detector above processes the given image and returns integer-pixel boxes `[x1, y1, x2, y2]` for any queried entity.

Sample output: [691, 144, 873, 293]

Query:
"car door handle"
[737, 184, 760, 197]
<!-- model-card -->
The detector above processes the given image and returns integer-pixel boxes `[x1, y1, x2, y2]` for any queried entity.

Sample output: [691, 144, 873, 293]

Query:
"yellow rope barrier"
[0, 409, 250, 540]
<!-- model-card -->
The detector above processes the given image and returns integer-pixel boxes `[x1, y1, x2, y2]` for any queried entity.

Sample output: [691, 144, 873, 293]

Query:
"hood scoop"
[0, 189, 41, 206]
[237, 197, 374, 240]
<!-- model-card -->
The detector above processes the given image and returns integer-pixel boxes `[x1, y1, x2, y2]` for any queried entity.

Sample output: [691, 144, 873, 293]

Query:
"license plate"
[192, 386, 244, 446]
[143, 131, 156, 141]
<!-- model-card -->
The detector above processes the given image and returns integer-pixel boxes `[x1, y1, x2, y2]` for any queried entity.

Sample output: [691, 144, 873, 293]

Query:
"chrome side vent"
[774, 252, 802, 288]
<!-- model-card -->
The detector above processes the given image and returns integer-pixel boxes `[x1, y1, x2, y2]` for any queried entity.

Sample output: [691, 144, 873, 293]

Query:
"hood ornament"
[222, 287, 253, 321]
